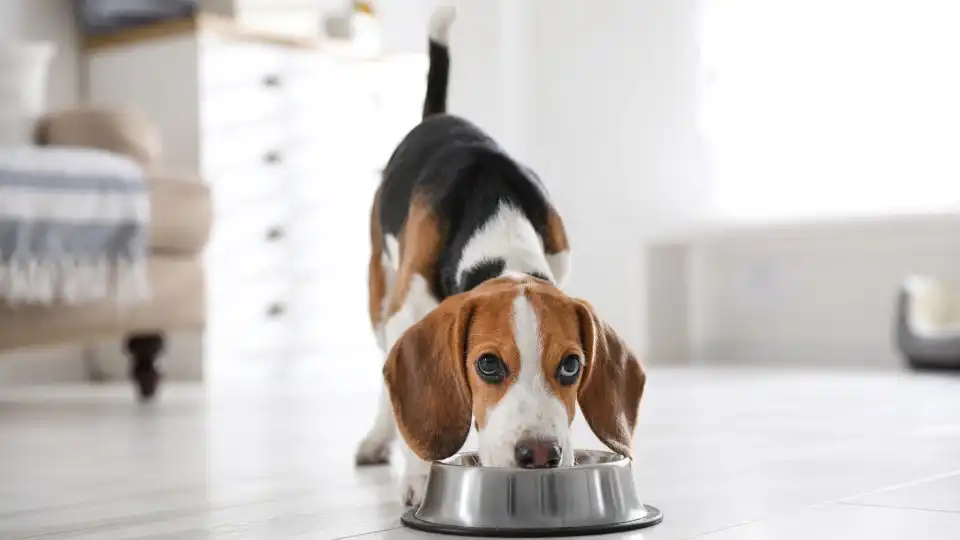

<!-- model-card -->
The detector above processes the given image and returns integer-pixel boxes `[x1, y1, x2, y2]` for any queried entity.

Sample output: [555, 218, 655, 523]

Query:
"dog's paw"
[355, 437, 392, 466]
[401, 474, 428, 507]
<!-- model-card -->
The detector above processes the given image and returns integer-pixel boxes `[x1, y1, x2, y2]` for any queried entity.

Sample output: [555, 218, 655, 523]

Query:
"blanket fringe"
[0, 258, 151, 307]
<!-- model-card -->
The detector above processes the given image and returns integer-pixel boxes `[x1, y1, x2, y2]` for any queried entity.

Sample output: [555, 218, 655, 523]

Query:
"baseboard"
[0, 344, 87, 386]
[0, 331, 205, 386]
[85, 330, 205, 382]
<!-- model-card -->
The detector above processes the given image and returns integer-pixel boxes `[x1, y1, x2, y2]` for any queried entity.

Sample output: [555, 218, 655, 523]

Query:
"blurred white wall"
[701, 0, 960, 222]
[0, 0, 81, 109]
[448, 0, 710, 354]
[376, 0, 446, 55]
[445, 0, 960, 368]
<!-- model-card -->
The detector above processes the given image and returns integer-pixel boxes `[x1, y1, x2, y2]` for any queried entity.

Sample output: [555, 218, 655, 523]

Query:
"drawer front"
[200, 80, 285, 133]
[199, 36, 289, 131]
[207, 277, 293, 357]
[208, 274, 290, 322]
[205, 193, 292, 265]
[199, 36, 284, 91]
[201, 123, 286, 178]
[207, 318, 291, 359]
[206, 232, 291, 294]
[209, 162, 289, 220]
[207, 254, 291, 310]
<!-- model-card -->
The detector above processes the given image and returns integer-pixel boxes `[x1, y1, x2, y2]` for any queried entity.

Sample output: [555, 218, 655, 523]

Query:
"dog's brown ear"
[575, 300, 646, 459]
[383, 294, 474, 462]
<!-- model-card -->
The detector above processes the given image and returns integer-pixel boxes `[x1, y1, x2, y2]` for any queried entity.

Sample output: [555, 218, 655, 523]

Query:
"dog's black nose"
[514, 438, 562, 469]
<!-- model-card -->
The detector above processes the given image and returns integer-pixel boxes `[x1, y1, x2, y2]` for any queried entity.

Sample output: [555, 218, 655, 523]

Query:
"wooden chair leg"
[125, 333, 164, 401]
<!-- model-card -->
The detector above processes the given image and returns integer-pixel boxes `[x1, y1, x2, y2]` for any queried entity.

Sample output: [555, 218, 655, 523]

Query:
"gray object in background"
[74, 0, 197, 35]
[401, 450, 662, 537]
[323, 11, 354, 39]
[895, 276, 960, 370]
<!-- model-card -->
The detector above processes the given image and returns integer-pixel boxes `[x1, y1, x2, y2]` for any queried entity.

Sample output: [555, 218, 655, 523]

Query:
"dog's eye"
[476, 354, 507, 383]
[557, 354, 582, 385]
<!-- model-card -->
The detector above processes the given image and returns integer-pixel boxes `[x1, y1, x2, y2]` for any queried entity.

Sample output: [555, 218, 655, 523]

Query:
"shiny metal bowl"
[401, 450, 662, 537]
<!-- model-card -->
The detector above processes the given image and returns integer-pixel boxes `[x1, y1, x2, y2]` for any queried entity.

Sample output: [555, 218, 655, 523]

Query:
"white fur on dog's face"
[455, 277, 595, 468]
[477, 293, 575, 467]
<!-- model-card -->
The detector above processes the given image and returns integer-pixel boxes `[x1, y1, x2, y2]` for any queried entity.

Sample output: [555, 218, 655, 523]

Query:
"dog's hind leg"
[357, 257, 398, 464]
[357, 189, 398, 466]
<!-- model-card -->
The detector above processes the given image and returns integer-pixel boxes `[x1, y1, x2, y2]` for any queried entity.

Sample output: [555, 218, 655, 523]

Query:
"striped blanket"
[0, 146, 150, 305]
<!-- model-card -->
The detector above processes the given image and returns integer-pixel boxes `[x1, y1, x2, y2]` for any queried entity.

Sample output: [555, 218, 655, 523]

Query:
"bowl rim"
[403, 504, 664, 537]
[435, 449, 630, 472]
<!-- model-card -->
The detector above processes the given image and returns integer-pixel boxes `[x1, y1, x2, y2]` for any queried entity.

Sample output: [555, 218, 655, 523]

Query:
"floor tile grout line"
[7, 493, 403, 540]
[0, 469, 397, 520]
[331, 524, 403, 539]
[833, 468, 960, 503]
[680, 519, 761, 540]
[837, 502, 960, 515]
[679, 468, 960, 539]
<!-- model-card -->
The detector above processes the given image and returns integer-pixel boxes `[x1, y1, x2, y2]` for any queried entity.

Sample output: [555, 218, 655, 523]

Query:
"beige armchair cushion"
[34, 107, 163, 167]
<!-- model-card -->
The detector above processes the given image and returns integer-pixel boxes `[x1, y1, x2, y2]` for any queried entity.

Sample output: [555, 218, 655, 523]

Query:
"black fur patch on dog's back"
[460, 259, 506, 293]
[378, 115, 557, 299]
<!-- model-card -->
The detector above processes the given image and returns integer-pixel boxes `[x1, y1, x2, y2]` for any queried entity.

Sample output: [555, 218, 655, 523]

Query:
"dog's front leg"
[355, 385, 396, 465]
[399, 441, 431, 507]
[380, 273, 439, 505]
[356, 382, 430, 505]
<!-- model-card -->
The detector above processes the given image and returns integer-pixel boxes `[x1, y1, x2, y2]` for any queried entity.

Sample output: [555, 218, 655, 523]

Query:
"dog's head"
[383, 275, 645, 468]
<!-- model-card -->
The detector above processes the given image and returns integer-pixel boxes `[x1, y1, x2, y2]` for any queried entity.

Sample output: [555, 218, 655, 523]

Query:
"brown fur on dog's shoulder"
[544, 206, 570, 255]
[367, 186, 386, 329]
[385, 196, 443, 318]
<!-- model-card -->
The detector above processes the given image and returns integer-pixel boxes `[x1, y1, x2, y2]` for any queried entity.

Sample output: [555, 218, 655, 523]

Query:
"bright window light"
[700, 0, 960, 222]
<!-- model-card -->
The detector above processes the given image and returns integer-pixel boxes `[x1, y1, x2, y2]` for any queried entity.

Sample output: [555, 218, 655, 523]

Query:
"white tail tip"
[428, 5, 457, 46]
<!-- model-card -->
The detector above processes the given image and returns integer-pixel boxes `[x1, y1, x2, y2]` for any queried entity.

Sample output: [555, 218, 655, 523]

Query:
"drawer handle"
[266, 302, 286, 318]
[264, 151, 283, 165]
[265, 227, 285, 242]
[263, 74, 282, 88]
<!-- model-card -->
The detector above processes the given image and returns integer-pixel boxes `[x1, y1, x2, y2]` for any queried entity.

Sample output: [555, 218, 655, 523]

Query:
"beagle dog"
[355, 7, 646, 506]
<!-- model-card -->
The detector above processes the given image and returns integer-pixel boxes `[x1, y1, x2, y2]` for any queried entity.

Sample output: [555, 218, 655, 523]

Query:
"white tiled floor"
[2, 360, 960, 539]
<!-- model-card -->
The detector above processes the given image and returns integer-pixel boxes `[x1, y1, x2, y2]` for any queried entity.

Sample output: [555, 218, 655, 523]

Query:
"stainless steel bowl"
[401, 450, 662, 537]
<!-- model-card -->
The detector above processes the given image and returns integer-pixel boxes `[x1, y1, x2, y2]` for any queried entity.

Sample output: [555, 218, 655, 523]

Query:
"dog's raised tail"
[423, 6, 455, 119]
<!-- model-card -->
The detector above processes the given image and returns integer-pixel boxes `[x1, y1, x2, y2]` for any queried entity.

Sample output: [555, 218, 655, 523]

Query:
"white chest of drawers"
[84, 16, 427, 361]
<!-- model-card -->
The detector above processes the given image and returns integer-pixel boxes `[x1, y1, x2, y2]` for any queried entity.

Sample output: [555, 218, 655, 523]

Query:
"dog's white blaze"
[479, 292, 573, 467]
[456, 202, 554, 286]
